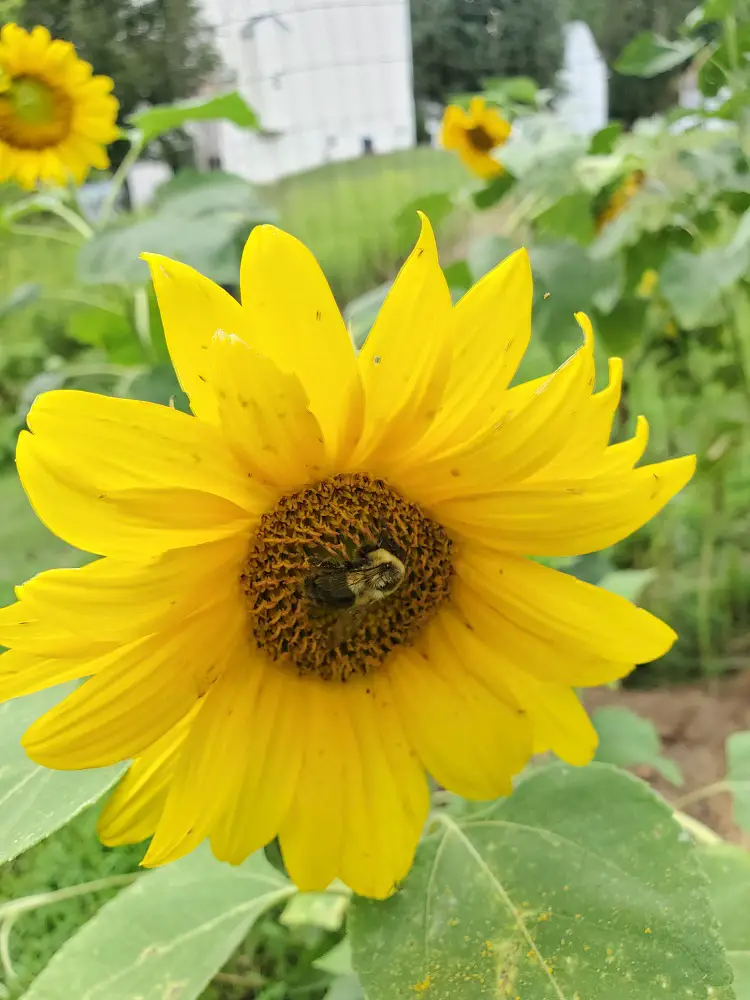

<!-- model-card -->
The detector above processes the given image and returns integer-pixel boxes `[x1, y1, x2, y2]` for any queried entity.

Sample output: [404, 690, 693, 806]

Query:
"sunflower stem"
[673, 780, 730, 810]
[672, 809, 724, 846]
[6, 222, 83, 245]
[97, 133, 144, 229]
[0, 874, 138, 922]
[42, 200, 94, 239]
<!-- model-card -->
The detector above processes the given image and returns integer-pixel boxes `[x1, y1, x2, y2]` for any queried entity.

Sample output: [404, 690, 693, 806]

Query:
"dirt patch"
[585, 672, 750, 847]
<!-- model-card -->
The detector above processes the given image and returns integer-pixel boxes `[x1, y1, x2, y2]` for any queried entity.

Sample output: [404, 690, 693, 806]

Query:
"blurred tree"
[16, 0, 219, 168]
[411, 0, 565, 105]
[570, 0, 697, 123]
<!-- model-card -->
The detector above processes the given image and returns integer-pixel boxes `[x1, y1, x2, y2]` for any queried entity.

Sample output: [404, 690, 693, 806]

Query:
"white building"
[196, 0, 417, 184]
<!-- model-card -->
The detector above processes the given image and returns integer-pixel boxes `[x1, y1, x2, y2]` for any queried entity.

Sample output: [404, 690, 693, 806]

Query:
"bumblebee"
[306, 544, 407, 646]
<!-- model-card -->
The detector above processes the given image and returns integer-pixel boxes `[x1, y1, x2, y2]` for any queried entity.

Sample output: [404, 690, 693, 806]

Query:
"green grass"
[268, 146, 468, 303]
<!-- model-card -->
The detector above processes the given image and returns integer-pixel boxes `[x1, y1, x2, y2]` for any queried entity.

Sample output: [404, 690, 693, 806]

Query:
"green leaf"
[443, 259, 472, 295]
[726, 731, 750, 831]
[472, 170, 515, 210]
[698, 843, 750, 998]
[66, 306, 141, 365]
[125, 365, 190, 412]
[350, 765, 732, 999]
[660, 242, 750, 329]
[0, 685, 124, 866]
[0, 281, 40, 321]
[533, 192, 596, 245]
[22, 845, 293, 1000]
[615, 32, 703, 78]
[78, 171, 274, 286]
[467, 234, 519, 282]
[593, 706, 684, 786]
[129, 91, 259, 146]
[315, 939, 354, 976]
[325, 975, 365, 1000]
[589, 123, 623, 156]
[343, 282, 392, 351]
[597, 568, 657, 602]
[590, 298, 647, 354]
[699, 44, 730, 98]
[482, 75, 539, 105]
[280, 891, 349, 932]
[394, 192, 454, 242]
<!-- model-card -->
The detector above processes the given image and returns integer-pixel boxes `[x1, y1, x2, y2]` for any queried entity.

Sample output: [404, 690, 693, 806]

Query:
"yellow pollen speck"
[583, 945, 590, 952]
[645, 927, 652, 934]
[411, 976, 432, 993]
[544, 291, 551, 299]
[563, 885, 569, 891]
[575, 913, 582, 920]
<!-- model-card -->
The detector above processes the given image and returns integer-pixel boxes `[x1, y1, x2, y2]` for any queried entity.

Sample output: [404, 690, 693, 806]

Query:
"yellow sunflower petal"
[17, 536, 245, 642]
[452, 577, 633, 686]
[458, 143, 503, 179]
[22, 598, 242, 768]
[209, 331, 329, 490]
[457, 547, 676, 664]
[0, 600, 112, 657]
[211, 665, 307, 865]
[98, 711, 195, 846]
[26, 389, 259, 511]
[439, 606, 598, 766]
[439, 454, 696, 555]
[141, 253, 248, 425]
[0, 648, 92, 702]
[239, 225, 364, 465]
[143, 646, 275, 867]
[422, 248, 532, 454]
[353, 214, 452, 469]
[279, 678, 429, 899]
[394, 321, 594, 505]
[387, 626, 532, 801]
[17, 431, 252, 559]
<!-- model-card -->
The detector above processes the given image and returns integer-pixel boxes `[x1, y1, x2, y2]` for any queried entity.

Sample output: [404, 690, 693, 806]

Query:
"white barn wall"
[197, 0, 416, 183]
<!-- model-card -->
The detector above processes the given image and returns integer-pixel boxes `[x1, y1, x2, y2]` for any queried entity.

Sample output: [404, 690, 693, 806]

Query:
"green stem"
[673, 780, 730, 810]
[0, 873, 138, 922]
[43, 200, 94, 239]
[673, 810, 723, 846]
[97, 135, 144, 228]
[7, 222, 83, 245]
[697, 479, 720, 674]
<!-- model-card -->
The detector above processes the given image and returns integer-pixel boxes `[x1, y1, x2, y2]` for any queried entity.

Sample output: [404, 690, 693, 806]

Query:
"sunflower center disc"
[0, 75, 73, 149]
[466, 125, 495, 152]
[242, 473, 454, 682]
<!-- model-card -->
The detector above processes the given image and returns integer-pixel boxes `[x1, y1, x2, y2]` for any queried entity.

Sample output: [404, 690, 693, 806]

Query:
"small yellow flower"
[0, 23, 118, 189]
[596, 170, 646, 232]
[0, 216, 694, 899]
[636, 269, 659, 299]
[440, 96, 510, 180]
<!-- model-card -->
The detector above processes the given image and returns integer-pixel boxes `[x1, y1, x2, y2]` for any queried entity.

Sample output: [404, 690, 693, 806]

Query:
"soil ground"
[585, 672, 750, 847]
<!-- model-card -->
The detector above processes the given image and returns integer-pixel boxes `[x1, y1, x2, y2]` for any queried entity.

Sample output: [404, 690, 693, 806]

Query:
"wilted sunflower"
[0, 216, 694, 899]
[440, 96, 510, 180]
[0, 23, 118, 189]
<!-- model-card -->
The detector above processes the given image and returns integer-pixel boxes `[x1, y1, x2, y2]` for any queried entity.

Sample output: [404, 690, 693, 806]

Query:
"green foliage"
[410, 0, 564, 105]
[593, 706, 685, 785]
[78, 170, 275, 287]
[349, 764, 734, 999]
[0, 686, 123, 867]
[20, 847, 293, 1000]
[571, 0, 699, 123]
[698, 844, 750, 997]
[726, 731, 750, 831]
[130, 92, 259, 147]
[616, 32, 704, 76]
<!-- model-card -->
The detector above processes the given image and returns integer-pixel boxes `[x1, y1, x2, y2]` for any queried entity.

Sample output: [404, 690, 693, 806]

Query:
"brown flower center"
[242, 474, 454, 682]
[0, 75, 73, 150]
[466, 125, 495, 152]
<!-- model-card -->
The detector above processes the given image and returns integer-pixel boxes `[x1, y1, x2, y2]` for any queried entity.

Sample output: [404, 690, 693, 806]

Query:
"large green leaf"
[726, 731, 750, 831]
[78, 171, 274, 286]
[698, 844, 750, 999]
[660, 242, 750, 329]
[615, 32, 703, 78]
[0, 685, 123, 866]
[129, 91, 259, 146]
[593, 706, 684, 786]
[350, 764, 732, 1000]
[22, 846, 294, 1000]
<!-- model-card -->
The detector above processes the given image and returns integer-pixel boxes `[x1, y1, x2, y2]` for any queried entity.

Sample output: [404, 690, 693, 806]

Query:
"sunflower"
[0, 23, 118, 189]
[0, 216, 694, 899]
[440, 96, 511, 180]
[596, 169, 646, 232]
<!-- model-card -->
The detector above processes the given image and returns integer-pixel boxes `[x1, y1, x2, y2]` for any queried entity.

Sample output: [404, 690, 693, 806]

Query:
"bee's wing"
[307, 567, 357, 608]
